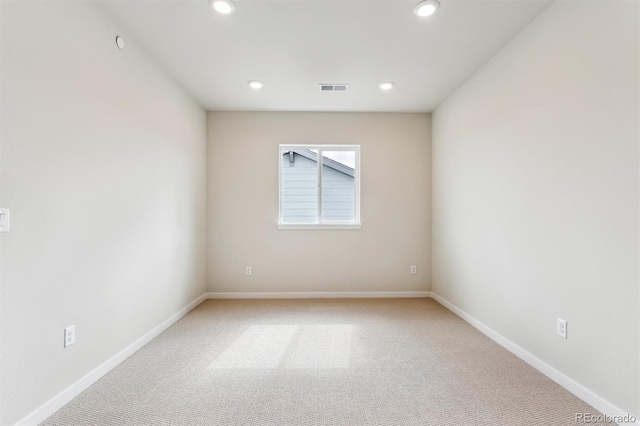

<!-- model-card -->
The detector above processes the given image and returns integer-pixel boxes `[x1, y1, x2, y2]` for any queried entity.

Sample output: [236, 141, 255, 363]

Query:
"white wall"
[432, 0, 639, 418]
[207, 112, 430, 294]
[0, 2, 207, 424]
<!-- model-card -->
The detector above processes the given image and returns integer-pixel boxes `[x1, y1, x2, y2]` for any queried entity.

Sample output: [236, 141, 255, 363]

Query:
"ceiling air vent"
[320, 84, 349, 92]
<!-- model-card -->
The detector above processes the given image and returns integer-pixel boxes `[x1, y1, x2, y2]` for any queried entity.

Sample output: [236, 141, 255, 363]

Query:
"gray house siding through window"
[281, 151, 355, 224]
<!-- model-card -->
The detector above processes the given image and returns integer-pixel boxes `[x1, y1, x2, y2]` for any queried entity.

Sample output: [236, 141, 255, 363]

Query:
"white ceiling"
[100, 0, 551, 112]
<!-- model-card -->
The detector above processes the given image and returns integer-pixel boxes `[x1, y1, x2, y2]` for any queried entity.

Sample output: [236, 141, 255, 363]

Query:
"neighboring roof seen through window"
[283, 150, 355, 176]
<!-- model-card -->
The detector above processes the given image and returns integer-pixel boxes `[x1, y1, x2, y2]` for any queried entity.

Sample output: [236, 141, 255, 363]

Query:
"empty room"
[0, 0, 638, 425]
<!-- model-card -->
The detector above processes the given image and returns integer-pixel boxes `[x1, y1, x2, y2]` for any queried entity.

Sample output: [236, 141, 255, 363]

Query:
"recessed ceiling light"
[414, 0, 440, 17]
[209, 0, 235, 14]
[248, 80, 264, 90]
[115, 36, 124, 50]
[378, 82, 395, 91]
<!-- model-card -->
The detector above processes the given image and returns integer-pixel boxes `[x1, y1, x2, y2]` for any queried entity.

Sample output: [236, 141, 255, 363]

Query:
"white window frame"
[278, 144, 361, 230]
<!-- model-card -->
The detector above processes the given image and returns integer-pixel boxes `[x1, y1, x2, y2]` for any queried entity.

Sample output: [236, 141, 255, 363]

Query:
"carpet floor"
[41, 299, 612, 425]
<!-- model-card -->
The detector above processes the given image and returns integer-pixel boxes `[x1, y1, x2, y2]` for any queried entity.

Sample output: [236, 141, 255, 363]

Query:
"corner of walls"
[428, 110, 434, 297]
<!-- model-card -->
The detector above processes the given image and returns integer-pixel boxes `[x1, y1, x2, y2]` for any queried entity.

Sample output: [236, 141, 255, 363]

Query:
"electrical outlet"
[410, 266, 417, 275]
[64, 325, 75, 347]
[245, 266, 252, 276]
[557, 318, 567, 339]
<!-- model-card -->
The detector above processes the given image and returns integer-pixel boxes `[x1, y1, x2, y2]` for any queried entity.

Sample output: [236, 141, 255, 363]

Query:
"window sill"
[277, 223, 363, 230]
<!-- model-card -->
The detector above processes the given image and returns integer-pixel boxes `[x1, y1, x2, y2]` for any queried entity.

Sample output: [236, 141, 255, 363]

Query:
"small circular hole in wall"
[115, 36, 124, 50]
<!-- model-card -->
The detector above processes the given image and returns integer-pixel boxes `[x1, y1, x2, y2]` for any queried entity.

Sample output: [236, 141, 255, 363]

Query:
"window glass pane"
[321, 151, 356, 223]
[281, 149, 318, 224]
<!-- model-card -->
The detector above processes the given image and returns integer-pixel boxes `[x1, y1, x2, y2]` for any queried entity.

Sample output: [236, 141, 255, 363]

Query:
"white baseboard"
[16, 293, 209, 426]
[429, 292, 639, 426]
[207, 291, 432, 299]
[18, 291, 637, 426]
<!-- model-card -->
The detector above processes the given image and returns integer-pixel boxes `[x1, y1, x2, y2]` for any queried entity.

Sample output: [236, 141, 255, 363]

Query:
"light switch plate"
[0, 209, 9, 232]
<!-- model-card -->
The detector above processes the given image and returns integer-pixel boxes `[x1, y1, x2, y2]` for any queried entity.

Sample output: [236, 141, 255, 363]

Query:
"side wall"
[207, 112, 431, 294]
[432, 0, 639, 417]
[0, 2, 207, 424]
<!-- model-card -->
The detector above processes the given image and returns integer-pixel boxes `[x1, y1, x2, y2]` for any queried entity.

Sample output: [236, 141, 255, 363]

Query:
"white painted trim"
[20, 291, 637, 426]
[16, 293, 209, 426]
[277, 223, 362, 230]
[318, 148, 323, 220]
[354, 146, 361, 223]
[207, 291, 432, 299]
[429, 292, 639, 426]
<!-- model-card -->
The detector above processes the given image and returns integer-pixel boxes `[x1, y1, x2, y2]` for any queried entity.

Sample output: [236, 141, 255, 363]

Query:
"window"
[279, 145, 361, 229]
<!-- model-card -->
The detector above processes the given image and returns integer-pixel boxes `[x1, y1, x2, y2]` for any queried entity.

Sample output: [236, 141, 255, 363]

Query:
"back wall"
[207, 112, 431, 294]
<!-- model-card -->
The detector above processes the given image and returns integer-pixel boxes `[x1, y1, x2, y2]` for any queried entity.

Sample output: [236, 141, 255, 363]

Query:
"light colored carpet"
[41, 299, 612, 425]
